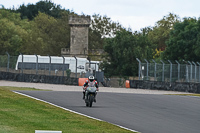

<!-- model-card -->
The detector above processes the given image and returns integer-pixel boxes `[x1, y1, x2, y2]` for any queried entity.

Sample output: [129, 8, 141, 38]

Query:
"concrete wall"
[129, 80, 200, 93]
[0, 71, 78, 85]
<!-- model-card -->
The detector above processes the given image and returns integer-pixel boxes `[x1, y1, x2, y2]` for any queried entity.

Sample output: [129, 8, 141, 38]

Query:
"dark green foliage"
[148, 13, 180, 51]
[162, 17, 200, 62]
[89, 14, 123, 49]
[0, 6, 72, 56]
[102, 29, 153, 77]
[0, 9, 28, 55]
[16, 0, 67, 20]
[66, 69, 71, 78]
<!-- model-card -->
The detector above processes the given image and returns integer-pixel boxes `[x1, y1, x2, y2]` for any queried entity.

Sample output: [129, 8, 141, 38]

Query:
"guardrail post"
[175, 60, 180, 82]
[144, 59, 149, 80]
[136, 58, 141, 80]
[6, 52, 10, 72]
[188, 61, 192, 82]
[94, 63, 97, 78]
[35, 54, 38, 75]
[192, 61, 197, 82]
[168, 60, 172, 83]
[197, 62, 200, 83]
[20, 53, 24, 74]
[160, 60, 165, 82]
[48, 55, 51, 76]
[152, 59, 156, 81]
[62, 56, 65, 77]
[74, 56, 77, 78]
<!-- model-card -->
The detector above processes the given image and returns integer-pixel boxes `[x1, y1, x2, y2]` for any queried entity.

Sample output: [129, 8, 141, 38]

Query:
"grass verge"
[169, 94, 200, 97]
[0, 86, 135, 133]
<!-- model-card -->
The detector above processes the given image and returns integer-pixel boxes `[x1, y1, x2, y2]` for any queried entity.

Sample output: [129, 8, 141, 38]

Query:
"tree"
[133, 27, 154, 60]
[0, 9, 29, 55]
[148, 13, 180, 51]
[89, 14, 123, 49]
[16, 0, 67, 20]
[103, 30, 141, 77]
[21, 12, 70, 55]
[162, 17, 200, 62]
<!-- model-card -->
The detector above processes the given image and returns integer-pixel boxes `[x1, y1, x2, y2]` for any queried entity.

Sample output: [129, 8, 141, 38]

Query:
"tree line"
[0, 0, 199, 77]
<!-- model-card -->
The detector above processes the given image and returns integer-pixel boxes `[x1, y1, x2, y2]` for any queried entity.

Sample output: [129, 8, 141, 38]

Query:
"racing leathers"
[83, 80, 99, 102]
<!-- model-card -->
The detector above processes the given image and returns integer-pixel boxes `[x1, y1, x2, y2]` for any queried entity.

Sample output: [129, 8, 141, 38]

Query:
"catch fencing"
[0, 53, 106, 86]
[132, 58, 200, 93]
[0, 54, 97, 78]
[137, 58, 200, 83]
[0, 53, 130, 87]
[0, 54, 79, 85]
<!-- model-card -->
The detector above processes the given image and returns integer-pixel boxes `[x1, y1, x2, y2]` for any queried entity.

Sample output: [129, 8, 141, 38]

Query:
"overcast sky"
[1, 0, 200, 31]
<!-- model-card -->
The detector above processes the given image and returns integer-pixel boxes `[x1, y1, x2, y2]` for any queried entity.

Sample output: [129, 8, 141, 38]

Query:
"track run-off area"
[1, 80, 200, 133]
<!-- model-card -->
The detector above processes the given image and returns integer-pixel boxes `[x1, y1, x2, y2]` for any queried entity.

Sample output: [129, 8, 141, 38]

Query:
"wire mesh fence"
[0, 54, 102, 78]
[0, 53, 129, 87]
[137, 59, 200, 83]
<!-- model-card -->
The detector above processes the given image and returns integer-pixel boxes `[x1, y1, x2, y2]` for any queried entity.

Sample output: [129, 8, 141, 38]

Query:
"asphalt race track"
[17, 91, 200, 133]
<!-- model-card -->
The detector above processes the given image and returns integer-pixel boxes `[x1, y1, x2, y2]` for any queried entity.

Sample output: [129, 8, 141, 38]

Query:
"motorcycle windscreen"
[86, 87, 96, 93]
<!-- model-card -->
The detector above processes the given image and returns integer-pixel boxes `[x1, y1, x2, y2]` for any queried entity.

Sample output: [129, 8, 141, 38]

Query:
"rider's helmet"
[88, 75, 94, 82]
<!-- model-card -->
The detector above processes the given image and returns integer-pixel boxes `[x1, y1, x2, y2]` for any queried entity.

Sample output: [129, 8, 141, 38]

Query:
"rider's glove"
[83, 86, 86, 90]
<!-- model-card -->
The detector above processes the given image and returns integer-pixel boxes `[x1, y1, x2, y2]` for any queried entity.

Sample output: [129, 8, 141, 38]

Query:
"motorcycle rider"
[83, 75, 99, 102]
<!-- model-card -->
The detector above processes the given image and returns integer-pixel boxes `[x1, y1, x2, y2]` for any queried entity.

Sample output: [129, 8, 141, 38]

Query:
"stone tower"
[68, 15, 91, 57]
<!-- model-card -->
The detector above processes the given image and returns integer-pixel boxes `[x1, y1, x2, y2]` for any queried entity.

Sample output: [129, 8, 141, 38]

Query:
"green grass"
[0, 86, 135, 133]
[0, 86, 50, 91]
[169, 94, 200, 97]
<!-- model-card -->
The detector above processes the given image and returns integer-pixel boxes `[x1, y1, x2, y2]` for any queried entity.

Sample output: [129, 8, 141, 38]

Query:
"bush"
[66, 69, 71, 78]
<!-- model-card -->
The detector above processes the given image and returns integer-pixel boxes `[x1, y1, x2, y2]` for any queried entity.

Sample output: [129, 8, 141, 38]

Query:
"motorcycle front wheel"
[86, 102, 89, 107]
[89, 95, 94, 107]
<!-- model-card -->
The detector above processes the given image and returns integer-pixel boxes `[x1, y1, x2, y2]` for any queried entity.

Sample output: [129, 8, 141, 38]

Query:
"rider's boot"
[94, 98, 96, 102]
[83, 91, 85, 99]
[94, 94, 96, 102]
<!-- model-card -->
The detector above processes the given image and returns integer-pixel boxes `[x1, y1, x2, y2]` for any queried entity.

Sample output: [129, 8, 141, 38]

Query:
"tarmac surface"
[1, 80, 200, 133]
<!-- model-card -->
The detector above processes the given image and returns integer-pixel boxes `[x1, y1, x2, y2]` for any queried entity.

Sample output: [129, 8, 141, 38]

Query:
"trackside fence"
[0, 54, 82, 85]
[133, 58, 200, 93]
[136, 58, 200, 83]
[0, 53, 104, 86]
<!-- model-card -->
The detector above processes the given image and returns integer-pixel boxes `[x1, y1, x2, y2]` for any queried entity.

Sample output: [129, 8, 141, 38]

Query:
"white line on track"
[13, 91, 140, 133]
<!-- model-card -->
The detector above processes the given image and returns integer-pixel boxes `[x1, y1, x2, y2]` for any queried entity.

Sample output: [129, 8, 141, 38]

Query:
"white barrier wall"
[35, 130, 62, 133]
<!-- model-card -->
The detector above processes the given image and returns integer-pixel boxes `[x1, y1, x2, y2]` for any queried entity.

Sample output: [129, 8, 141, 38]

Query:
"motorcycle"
[84, 87, 97, 107]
